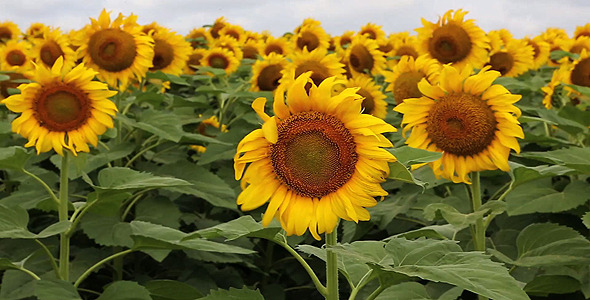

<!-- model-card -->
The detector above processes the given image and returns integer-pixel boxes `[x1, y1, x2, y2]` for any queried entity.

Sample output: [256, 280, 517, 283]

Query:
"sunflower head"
[394, 65, 524, 183]
[345, 75, 388, 119]
[218, 24, 246, 43]
[209, 17, 228, 39]
[0, 21, 20, 43]
[385, 54, 441, 105]
[260, 36, 292, 57]
[525, 36, 550, 70]
[543, 49, 590, 108]
[1, 56, 118, 155]
[184, 48, 207, 74]
[250, 53, 288, 92]
[200, 47, 240, 75]
[234, 72, 396, 239]
[0, 40, 34, 73]
[346, 34, 386, 76]
[149, 27, 192, 76]
[294, 24, 330, 53]
[359, 23, 385, 40]
[281, 48, 346, 88]
[186, 27, 212, 49]
[24, 23, 49, 40]
[575, 23, 590, 39]
[485, 39, 534, 77]
[416, 9, 489, 69]
[32, 28, 77, 70]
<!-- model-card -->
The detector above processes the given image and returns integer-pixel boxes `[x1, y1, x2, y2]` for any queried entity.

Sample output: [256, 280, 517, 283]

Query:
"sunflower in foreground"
[416, 9, 489, 69]
[394, 65, 523, 183]
[234, 72, 397, 239]
[76, 9, 154, 89]
[1, 56, 118, 155]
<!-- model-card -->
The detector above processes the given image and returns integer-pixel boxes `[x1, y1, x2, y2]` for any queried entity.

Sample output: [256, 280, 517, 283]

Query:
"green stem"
[66, 199, 100, 237]
[34, 239, 59, 278]
[469, 172, 485, 252]
[347, 270, 375, 300]
[58, 151, 71, 281]
[275, 237, 327, 296]
[74, 249, 133, 288]
[124, 140, 163, 168]
[326, 230, 339, 300]
[365, 285, 386, 300]
[17, 266, 41, 280]
[21, 168, 59, 205]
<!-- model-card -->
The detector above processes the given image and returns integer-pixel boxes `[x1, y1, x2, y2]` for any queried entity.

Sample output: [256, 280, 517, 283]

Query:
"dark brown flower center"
[349, 44, 374, 74]
[208, 54, 229, 69]
[487, 52, 514, 76]
[0, 27, 12, 41]
[265, 44, 284, 56]
[242, 45, 258, 59]
[295, 61, 330, 86]
[393, 71, 424, 104]
[428, 23, 472, 64]
[296, 31, 320, 51]
[360, 29, 377, 40]
[357, 88, 375, 115]
[88, 28, 137, 72]
[571, 57, 590, 87]
[271, 111, 357, 198]
[187, 52, 203, 71]
[395, 46, 419, 59]
[339, 36, 352, 48]
[427, 93, 497, 156]
[40, 40, 65, 67]
[257, 64, 283, 91]
[150, 39, 174, 71]
[6, 50, 26, 66]
[528, 40, 540, 59]
[34, 84, 91, 132]
[378, 42, 394, 54]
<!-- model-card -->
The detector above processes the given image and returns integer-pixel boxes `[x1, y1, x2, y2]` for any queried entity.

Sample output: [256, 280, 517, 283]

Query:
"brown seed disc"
[40, 40, 65, 67]
[257, 64, 283, 91]
[6, 50, 26, 66]
[0, 27, 12, 41]
[88, 28, 137, 72]
[150, 39, 174, 71]
[393, 71, 424, 104]
[487, 52, 514, 76]
[571, 57, 590, 87]
[296, 31, 320, 51]
[395, 46, 419, 59]
[264, 44, 284, 56]
[33, 83, 91, 132]
[207, 53, 229, 69]
[426, 93, 497, 156]
[349, 44, 374, 73]
[295, 61, 330, 86]
[187, 52, 203, 71]
[242, 45, 258, 59]
[271, 111, 358, 198]
[428, 23, 472, 64]
[356, 88, 375, 115]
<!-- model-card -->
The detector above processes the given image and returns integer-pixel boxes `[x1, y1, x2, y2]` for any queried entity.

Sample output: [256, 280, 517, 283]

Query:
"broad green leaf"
[0, 258, 20, 271]
[389, 147, 442, 166]
[0, 204, 70, 239]
[583, 211, 590, 229]
[49, 142, 135, 179]
[375, 282, 431, 300]
[423, 203, 487, 227]
[135, 197, 182, 228]
[130, 221, 254, 254]
[96, 167, 191, 190]
[184, 216, 281, 242]
[512, 223, 590, 267]
[388, 161, 426, 187]
[550, 50, 579, 61]
[536, 109, 588, 136]
[146, 70, 189, 86]
[523, 275, 580, 297]
[79, 192, 133, 247]
[34, 279, 81, 300]
[506, 179, 590, 215]
[118, 110, 186, 142]
[509, 162, 574, 188]
[199, 287, 264, 300]
[519, 147, 590, 174]
[96, 281, 151, 300]
[384, 238, 530, 300]
[0, 146, 32, 170]
[144, 280, 203, 300]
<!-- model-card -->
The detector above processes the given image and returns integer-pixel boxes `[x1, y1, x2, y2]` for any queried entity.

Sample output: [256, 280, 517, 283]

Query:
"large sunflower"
[0, 40, 34, 72]
[250, 53, 289, 92]
[345, 34, 386, 76]
[234, 72, 396, 239]
[281, 48, 345, 87]
[416, 9, 489, 69]
[76, 9, 154, 89]
[344, 75, 388, 119]
[0, 21, 20, 43]
[485, 39, 534, 77]
[200, 47, 240, 75]
[1, 57, 117, 155]
[384, 54, 441, 105]
[542, 49, 590, 109]
[31, 28, 77, 70]
[148, 27, 192, 76]
[394, 65, 523, 183]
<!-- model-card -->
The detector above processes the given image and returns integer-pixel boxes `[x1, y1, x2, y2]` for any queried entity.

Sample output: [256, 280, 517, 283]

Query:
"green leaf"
[199, 287, 264, 300]
[523, 275, 580, 297]
[512, 223, 590, 267]
[583, 212, 590, 229]
[79, 192, 133, 247]
[130, 221, 255, 254]
[384, 238, 530, 300]
[184, 216, 281, 242]
[519, 147, 590, 174]
[0, 204, 70, 239]
[96, 167, 191, 190]
[389, 147, 442, 166]
[34, 279, 81, 300]
[118, 110, 186, 142]
[0, 146, 32, 170]
[0, 258, 20, 271]
[550, 50, 579, 61]
[146, 70, 190, 86]
[509, 162, 575, 188]
[96, 281, 152, 300]
[144, 280, 203, 300]
[375, 282, 431, 300]
[49, 142, 135, 179]
[135, 197, 182, 228]
[506, 179, 590, 216]
[388, 161, 426, 187]
[423, 203, 487, 227]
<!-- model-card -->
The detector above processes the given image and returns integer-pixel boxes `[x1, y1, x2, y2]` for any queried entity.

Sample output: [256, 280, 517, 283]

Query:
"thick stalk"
[469, 172, 485, 252]
[58, 151, 71, 281]
[326, 230, 339, 300]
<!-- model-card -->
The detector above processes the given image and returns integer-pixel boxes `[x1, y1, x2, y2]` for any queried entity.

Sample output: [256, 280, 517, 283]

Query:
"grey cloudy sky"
[1, 0, 589, 38]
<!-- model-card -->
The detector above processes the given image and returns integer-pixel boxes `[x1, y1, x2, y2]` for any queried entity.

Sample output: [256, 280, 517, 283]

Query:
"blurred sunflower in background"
[200, 47, 240, 75]
[31, 28, 77, 70]
[345, 34, 386, 76]
[24, 23, 49, 40]
[293, 23, 330, 52]
[344, 75, 388, 119]
[395, 65, 523, 183]
[0, 21, 20, 43]
[486, 39, 534, 77]
[384, 55, 440, 105]
[148, 26, 192, 76]
[260, 36, 292, 56]
[184, 48, 207, 74]
[186, 27, 212, 49]
[0, 40, 34, 72]
[281, 48, 345, 87]
[542, 49, 590, 109]
[359, 22, 386, 41]
[250, 53, 289, 92]
[234, 72, 396, 239]
[524, 36, 550, 70]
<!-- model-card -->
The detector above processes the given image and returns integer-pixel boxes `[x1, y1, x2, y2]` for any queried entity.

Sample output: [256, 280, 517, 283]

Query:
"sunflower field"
[1, 7, 590, 300]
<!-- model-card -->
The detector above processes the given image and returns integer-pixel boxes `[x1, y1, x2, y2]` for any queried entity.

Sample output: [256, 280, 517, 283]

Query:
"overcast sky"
[1, 0, 589, 38]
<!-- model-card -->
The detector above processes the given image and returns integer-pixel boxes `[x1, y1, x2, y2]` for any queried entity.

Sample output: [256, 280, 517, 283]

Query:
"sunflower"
[234, 72, 397, 239]
[377, 35, 395, 57]
[200, 47, 240, 75]
[542, 49, 590, 109]
[416, 9, 489, 69]
[524, 36, 550, 70]
[210, 35, 244, 61]
[186, 27, 212, 49]
[0, 21, 20, 43]
[387, 33, 421, 68]
[345, 34, 386, 76]
[384, 54, 440, 105]
[184, 48, 207, 74]
[333, 30, 355, 53]
[1, 56, 117, 155]
[250, 53, 289, 92]
[260, 36, 292, 56]
[218, 24, 246, 43]
[31, 28, 77, 70]
[575, 23, 590, 39]
[359, 23, 386, 41]
[76, 9, 154, 89]
[0, 40, 34, 72]
[563, 36, 590, 56]
[148, 27, 192, 76]
[241, 39, 261, 60]
[394, 65, 523, 183]
[538, 28, 570, 66]
[485, 39, 534, 77]
[209, 17, 228, 39]
[281, 48, 345, 87]
[293, 24, 330, 52]
[345, 75, 388, 119]
[24, 23, 49, 40]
